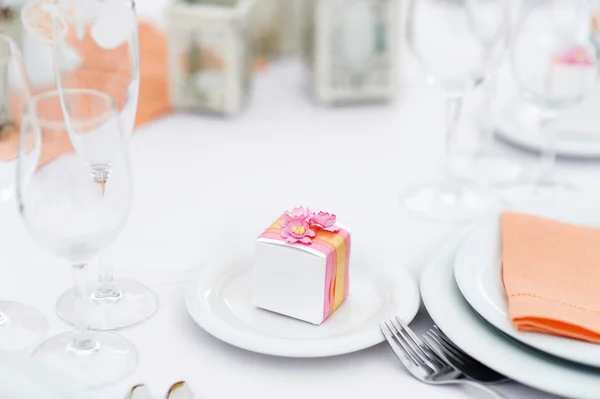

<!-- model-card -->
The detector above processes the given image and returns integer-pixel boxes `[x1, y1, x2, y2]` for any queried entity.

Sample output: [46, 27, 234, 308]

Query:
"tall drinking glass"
[454, 0, 523, 185]
[403, 0, 511, 221]
[505, 0, 599, 202]
[0, 34, 48, 351]
[17, 89, 137, 386]
[48, 0, 156, 330]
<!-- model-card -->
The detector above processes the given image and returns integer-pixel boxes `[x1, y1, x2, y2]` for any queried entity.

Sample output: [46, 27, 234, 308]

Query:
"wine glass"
[505, 0, 599, 202]
[0, 34, 48, 351]
[17, 89, 137, 386]
[403, 0, 510, 221]
[453, 0, 524, 185]
[49, 0, 157, 330]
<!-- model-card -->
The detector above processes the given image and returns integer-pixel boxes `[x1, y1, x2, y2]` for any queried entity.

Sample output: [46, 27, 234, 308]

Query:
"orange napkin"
[135, 22, 172, 127]
[502, 212, 600, 343]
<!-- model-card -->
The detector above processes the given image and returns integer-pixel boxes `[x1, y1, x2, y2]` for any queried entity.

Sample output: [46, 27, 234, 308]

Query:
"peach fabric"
[0, 21, 170, 166]
[135, 22, 171, 127]
[60, 20, 170, 126]
[502, 212, 600, 343]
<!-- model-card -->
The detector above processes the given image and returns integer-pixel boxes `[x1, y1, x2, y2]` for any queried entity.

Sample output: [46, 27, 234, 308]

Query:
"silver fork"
[424, 325, 509, 384]
[380, 317, 506, 399]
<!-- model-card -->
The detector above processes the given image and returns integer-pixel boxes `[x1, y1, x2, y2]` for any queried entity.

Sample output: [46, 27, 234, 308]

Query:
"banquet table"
[4, 2, 600, 398]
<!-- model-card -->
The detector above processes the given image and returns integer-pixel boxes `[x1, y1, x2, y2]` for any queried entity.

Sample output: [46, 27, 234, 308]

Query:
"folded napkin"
[502, 212, 600, 343]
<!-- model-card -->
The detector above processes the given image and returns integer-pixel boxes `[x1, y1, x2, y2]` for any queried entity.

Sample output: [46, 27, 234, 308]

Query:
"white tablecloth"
[4, 1, 600, 398]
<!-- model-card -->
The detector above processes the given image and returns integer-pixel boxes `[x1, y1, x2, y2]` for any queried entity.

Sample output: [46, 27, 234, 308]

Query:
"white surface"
[254, 238, 327, 325]
[421, 222, 600, 399]
[0, 352, 94, 399]
[454, 196, 600, 368]
[186, 243, 419, 357]
[5, 0, 600, 398]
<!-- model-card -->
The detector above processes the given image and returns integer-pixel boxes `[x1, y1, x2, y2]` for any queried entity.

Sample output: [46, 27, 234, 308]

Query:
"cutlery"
[380, 316, 506, 399]
[128, 384, 152, 399]
[424, 325, 509, 384]
[167, 381, 193, 399]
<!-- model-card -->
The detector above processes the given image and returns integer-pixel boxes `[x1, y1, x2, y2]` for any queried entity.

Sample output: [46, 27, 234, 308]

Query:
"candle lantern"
[303, 0, 400, 105]
[0, 3, 21, 44]
[251, 0, 306, 58]
[167, 0, 256, 116]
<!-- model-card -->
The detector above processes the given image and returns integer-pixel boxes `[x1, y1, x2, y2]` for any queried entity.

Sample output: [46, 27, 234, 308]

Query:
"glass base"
[452, 154, 523, 186]
[32, 331, 137, 388]
[0, 301, 48, 352]
[57, 279, 159, 331]
[403, 181, 497, 222]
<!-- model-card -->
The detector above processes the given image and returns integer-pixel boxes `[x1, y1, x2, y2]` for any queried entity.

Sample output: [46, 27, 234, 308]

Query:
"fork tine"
[381, 321, 422, 367]
[394, 317, 430, 358]
[433, 325, 479, 363]
[430, 329, 467, 362]
[426, 331, 465, 366]
[390, 318, 443, 371]
[422, 334, 459, 369]
[385, 320, 426, 367]
[391, 317, 429, 362]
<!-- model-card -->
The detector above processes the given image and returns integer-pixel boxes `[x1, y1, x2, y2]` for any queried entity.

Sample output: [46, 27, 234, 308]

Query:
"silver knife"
[167, 381, 193, 399]
[128, 384, 153, 399]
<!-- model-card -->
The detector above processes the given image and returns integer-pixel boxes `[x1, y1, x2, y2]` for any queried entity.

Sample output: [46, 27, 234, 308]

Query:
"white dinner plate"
[421, 223, 600, 399]
[454, 197, 600, 368]
[495, 98, 600, 159]
[185, 243, 420, 358]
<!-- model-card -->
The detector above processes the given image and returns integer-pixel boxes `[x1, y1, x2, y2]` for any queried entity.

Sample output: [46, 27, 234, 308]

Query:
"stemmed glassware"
[403, 0, 511, 221]
[0, 34, 48, 351]
[17, 89, 136, 386]
[454, 0, 523, 185]
[49, 0, 156, 330]
[504, 0, 599, 202]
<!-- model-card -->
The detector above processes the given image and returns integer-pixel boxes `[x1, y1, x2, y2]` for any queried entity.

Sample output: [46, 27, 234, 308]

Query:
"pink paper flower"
[280, 206, 313, 227]
[553, 46, 594, 66]
[281, 218, 316, 244]
[309, 211, 340, 233]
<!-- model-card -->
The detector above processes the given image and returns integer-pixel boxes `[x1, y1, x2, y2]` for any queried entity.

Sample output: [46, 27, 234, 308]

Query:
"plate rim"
[421, 226, 600, 399]
[454, 215, 600, 368]
[495, 105, 600, 159]
[184, 247, 420, 358]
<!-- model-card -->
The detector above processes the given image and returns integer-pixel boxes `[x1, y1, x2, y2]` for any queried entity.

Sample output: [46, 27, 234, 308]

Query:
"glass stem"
[478, 71, 498, 156]
[70, 263, 99, 354]
[0, 310, 8, 327]
[444, 94, 464, 174]
[538, 114, 558, 184]
[94, 248, 121, 303]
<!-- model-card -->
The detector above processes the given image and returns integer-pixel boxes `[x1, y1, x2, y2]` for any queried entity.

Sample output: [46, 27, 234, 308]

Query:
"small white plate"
[454, 197, 600, 368]
[422, 223, 600, 399]
[495, 98, 600, 159]
[185, 244, 420, 358]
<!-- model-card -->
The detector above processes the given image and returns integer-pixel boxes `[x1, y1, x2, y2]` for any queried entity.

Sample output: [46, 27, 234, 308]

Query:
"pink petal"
[281, 229, 290, 238]
[324, 226, 340, 232]
[299, 237, 312, 244]
[306, 228, 316, 237]
[286, 237, 298, 244]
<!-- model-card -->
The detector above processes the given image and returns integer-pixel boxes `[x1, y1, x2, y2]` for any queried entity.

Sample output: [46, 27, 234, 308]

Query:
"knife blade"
[167, 381, 192, 399]
[128, 384, 153, 399]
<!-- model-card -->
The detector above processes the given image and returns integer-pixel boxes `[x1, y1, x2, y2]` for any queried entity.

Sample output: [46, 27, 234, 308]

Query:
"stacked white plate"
[495, 97, 600, 159]
[421, 195, 600, 399]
